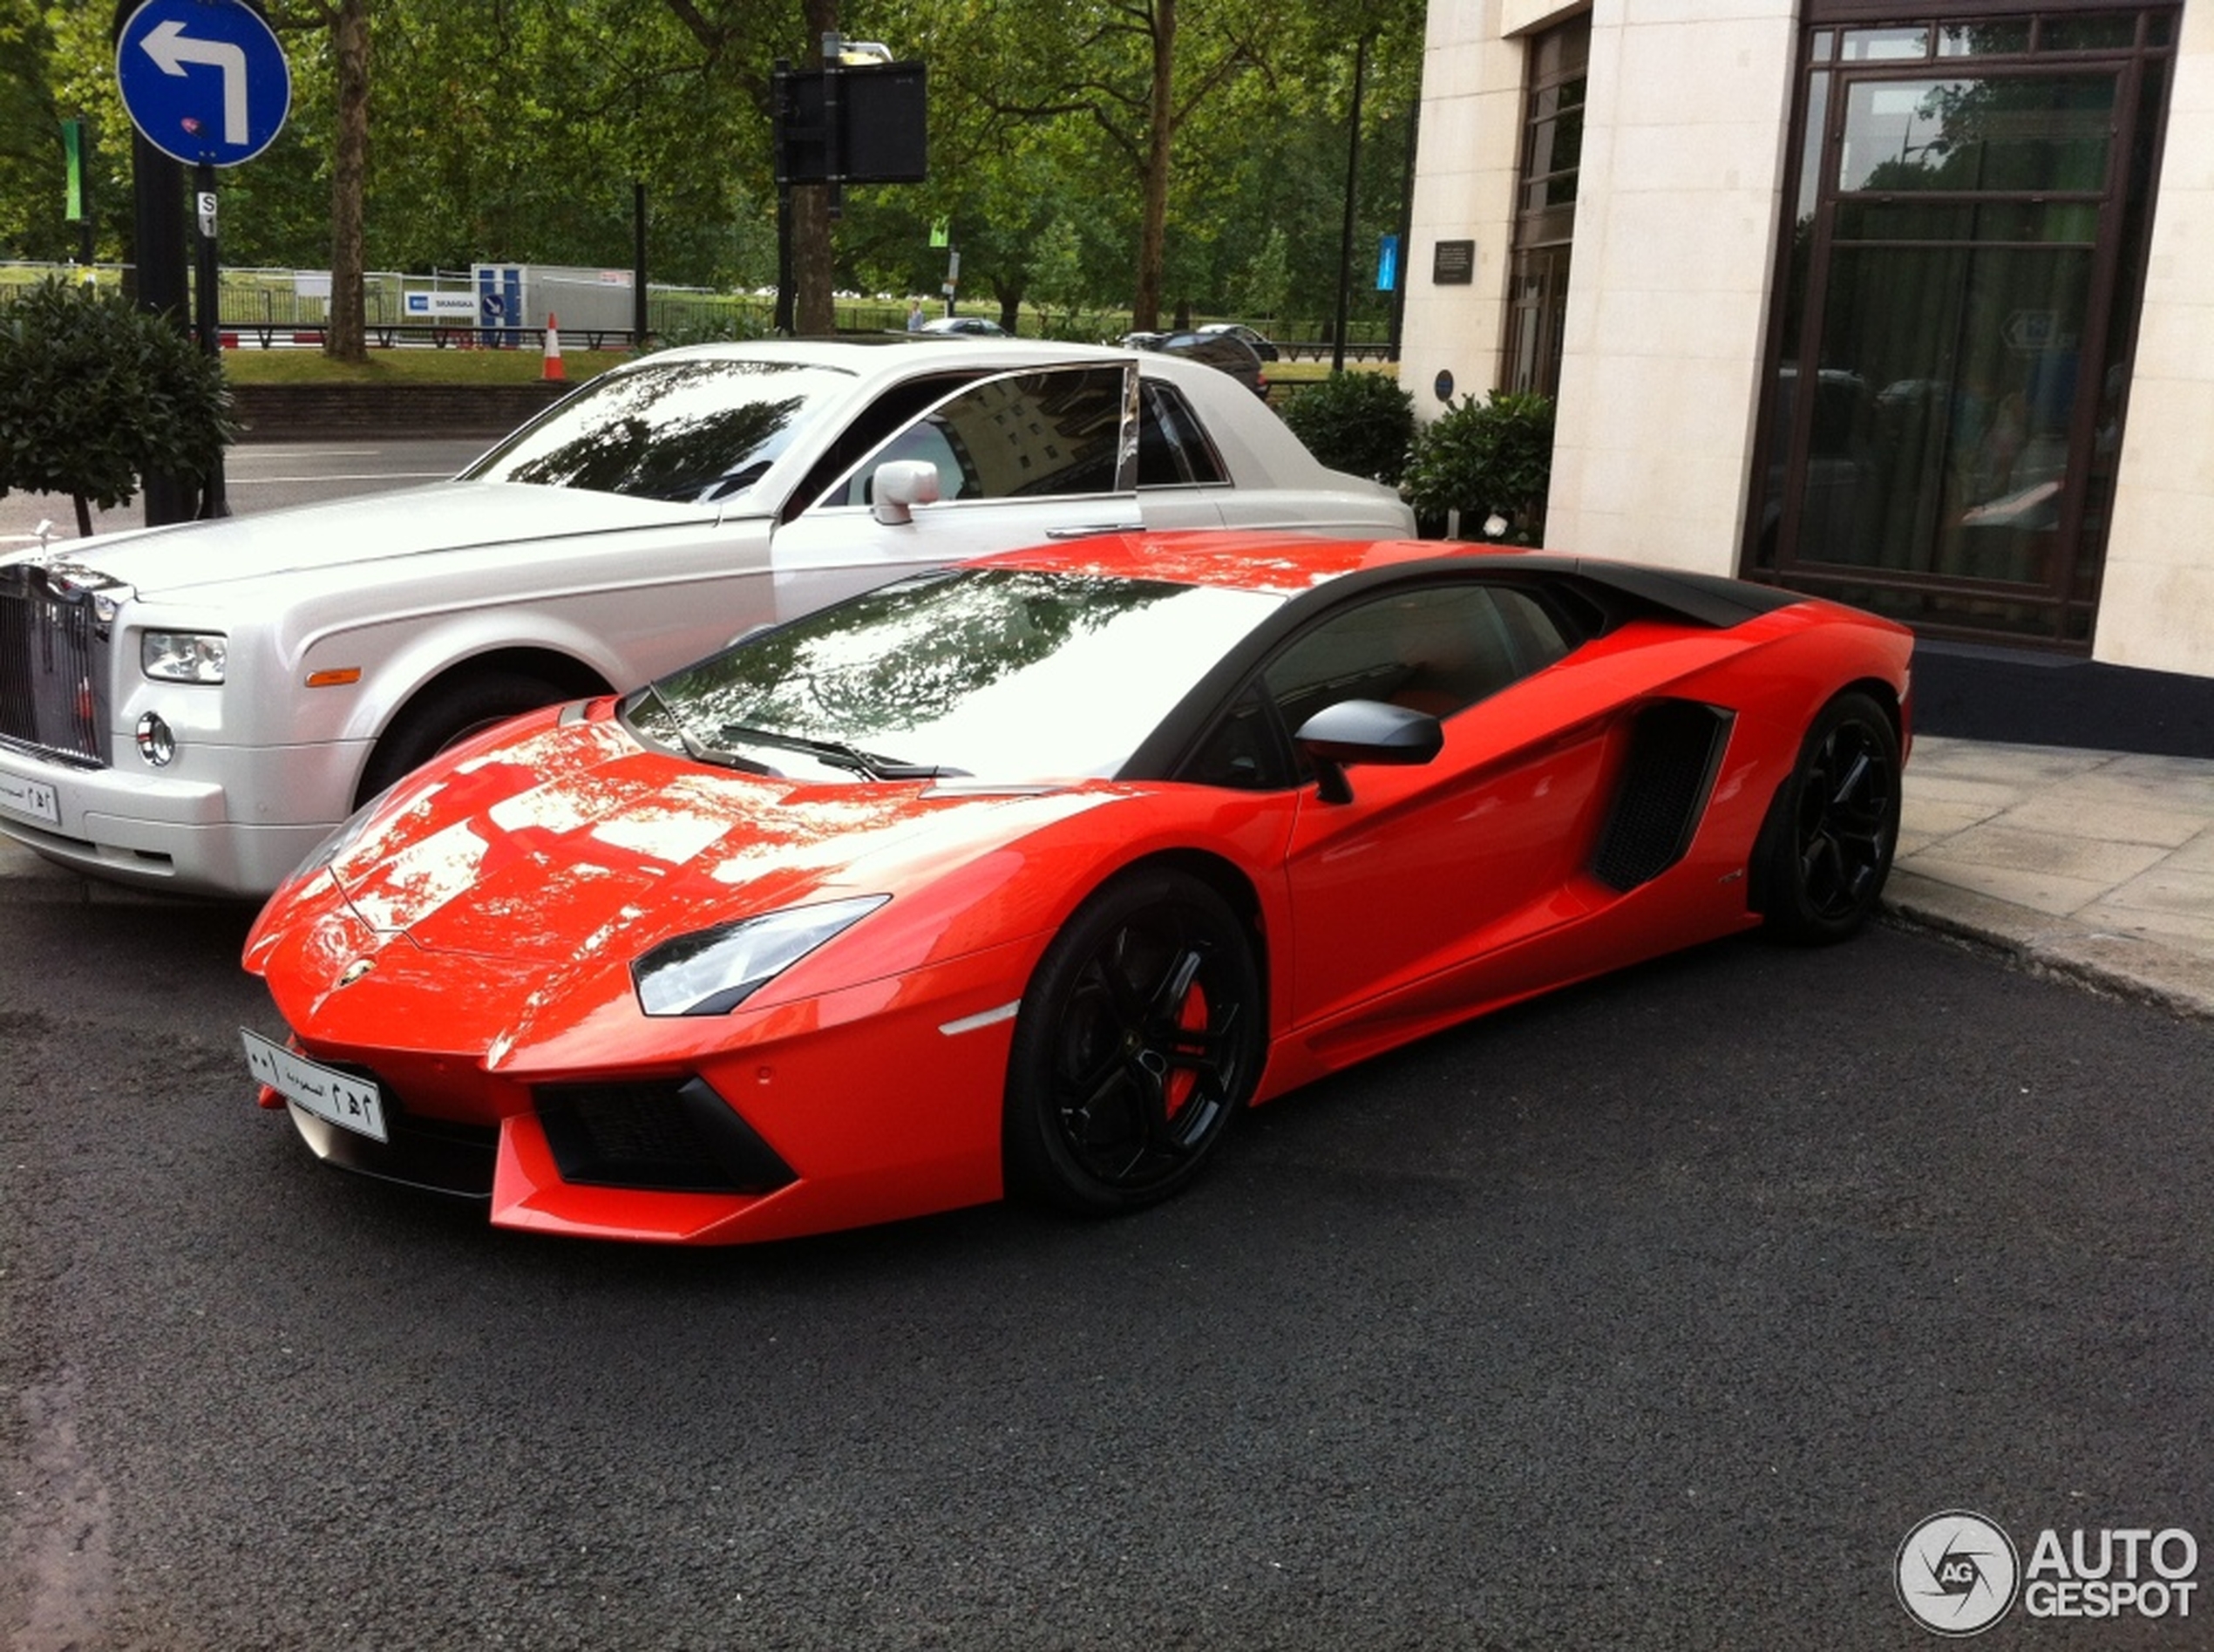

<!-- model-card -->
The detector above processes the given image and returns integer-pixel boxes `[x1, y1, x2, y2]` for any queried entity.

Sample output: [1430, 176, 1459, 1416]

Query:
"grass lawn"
[1267, 359, 1401, 386]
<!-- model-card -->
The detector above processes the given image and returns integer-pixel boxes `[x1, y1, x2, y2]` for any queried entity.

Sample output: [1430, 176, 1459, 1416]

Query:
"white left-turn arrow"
[140, 18, 249, 146]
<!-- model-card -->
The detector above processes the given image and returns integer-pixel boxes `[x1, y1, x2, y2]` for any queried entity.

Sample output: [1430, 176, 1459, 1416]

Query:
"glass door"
[1748, 14, 2174, 649]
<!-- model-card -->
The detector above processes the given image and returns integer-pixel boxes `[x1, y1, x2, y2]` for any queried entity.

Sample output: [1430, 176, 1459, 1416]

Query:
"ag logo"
[1898, 1511, 2020, 1635]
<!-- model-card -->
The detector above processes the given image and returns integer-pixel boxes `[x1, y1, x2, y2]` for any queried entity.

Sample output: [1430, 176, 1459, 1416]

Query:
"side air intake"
[1591, 701, 1733, 893]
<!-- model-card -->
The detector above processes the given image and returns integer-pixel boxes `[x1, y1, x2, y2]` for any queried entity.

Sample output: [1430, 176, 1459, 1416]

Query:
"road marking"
[226, 472, 453, 486]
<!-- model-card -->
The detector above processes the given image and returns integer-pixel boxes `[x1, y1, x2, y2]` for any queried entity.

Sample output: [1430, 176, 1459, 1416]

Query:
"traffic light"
[774, 61, 927, 187]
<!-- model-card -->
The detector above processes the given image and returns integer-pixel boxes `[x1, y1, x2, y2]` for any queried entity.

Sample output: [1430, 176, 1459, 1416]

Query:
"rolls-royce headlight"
[142, 630, 228, 683]
[632, 895, 889, 1017]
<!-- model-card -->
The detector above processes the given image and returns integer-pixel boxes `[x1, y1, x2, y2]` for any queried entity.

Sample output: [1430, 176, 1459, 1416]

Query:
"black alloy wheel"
[1760, 690, 1902, 944]
[1005, 868, 1262, 1215]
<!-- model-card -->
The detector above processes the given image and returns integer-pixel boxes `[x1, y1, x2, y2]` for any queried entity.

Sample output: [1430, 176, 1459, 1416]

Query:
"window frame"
[803, 361, 1142, 516]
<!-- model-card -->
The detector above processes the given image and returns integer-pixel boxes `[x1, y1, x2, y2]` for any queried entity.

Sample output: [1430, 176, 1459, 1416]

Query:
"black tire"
[1004, 868, 1263, 1216]
[357, 669, 570, 804]
[1757, 690, 1902, 945]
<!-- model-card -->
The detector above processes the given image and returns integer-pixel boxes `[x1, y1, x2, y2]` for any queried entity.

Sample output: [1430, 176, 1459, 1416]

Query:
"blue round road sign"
[115, 0, 291, 168]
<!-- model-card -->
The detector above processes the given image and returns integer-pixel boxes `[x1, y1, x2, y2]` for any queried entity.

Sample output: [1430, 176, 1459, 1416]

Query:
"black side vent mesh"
[537, 1077, 797, 1195]
[1591, 701, 1733, 893]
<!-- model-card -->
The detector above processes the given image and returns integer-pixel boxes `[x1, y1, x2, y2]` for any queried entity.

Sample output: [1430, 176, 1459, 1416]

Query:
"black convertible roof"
[1262, 550, 1806, 633]
[1509, 554, 1805, 629]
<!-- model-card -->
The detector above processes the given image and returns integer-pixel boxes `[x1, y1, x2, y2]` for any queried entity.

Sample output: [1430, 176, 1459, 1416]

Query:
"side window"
[1264, 583, 1574, 736]
[1173, 582, 1578, 792]
[1175, 683, 1287, 791]
[1137, 381, 1229, 487]
[790, 372, 979, 520]
[859, 419, 970, 505]
[825, 365, 1130, 508]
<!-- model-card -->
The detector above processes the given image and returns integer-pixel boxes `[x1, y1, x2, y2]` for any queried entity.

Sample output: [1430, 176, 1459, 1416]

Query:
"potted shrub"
[1278, 370, 1416, 485]
[0, 277, 235, 534]
[1400, 390, 1555, 541]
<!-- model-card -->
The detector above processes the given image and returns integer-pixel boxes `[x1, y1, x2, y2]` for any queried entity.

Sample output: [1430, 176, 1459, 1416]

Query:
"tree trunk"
[1131, 0, 1176, 333]
[325, 0, 370, 364]
[796, 0, 839, 336]
[795, 187, 833, 334]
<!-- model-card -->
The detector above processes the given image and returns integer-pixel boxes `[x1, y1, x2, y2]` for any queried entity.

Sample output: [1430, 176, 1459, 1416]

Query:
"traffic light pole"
[126, 123, 194, 527]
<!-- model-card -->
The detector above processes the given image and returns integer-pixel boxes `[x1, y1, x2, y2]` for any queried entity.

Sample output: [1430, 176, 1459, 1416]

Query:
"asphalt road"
[0, 439, 492, 549]
[4, 902, 2209, 1651]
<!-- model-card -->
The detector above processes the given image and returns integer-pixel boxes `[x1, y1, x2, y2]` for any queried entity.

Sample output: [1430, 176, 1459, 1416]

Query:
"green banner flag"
[61, 119, 86, 223]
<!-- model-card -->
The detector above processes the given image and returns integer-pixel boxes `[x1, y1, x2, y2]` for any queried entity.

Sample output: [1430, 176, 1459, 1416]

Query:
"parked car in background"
[918, 315, 1010, 336]
[241, 529, 1912, 1245]
[0, 338, 1410, 898]
[1199, 322, 1280, 362]
[1124, 330, 1269, 398]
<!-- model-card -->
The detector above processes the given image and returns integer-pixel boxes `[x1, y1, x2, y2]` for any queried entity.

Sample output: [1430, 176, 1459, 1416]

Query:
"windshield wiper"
[635, 684, 773, 775]
[716, 724, 968, 782]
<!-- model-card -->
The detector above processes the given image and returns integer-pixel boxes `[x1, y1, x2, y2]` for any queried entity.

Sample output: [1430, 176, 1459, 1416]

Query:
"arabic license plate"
[241, 1029, 388, 1144]
[0, 772, 59, 826]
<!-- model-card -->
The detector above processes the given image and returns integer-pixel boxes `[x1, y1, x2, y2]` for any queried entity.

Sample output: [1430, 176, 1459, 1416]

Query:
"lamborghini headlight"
[280, 785, 393, 891]
[631, 895, 890, 1017]
[142, 629, 228, 683]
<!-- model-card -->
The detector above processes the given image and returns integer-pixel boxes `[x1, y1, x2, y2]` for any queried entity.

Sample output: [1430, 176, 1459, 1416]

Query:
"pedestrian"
[907, 299, 925, 331]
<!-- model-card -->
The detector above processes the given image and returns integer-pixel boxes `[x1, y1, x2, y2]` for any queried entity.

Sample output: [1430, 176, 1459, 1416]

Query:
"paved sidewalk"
[1887, 734, 2214, 1019]
[3, 734, 2211, 1016]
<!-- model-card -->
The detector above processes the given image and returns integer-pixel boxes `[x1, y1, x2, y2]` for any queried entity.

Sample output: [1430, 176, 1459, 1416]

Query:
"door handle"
[1045, 522, 1144, 540]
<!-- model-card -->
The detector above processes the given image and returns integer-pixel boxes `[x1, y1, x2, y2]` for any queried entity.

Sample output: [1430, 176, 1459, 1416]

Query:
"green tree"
[0, 0, 67, 262]
[0, 278, 235, 534]
[1234, 226, 1290, 323]
[16, 0, 1429, 342]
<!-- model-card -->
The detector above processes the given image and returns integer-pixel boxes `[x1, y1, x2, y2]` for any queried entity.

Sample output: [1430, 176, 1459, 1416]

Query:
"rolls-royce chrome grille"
[0, 566, 107, 767]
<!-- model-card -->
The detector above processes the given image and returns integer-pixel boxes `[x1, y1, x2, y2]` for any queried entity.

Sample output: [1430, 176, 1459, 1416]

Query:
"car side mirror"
[870, 459, 943, 525]
[1293, 698, 1444, 805]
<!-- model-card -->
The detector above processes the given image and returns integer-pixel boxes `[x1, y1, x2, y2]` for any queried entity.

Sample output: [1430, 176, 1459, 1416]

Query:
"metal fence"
[0, 262, 1395, 356]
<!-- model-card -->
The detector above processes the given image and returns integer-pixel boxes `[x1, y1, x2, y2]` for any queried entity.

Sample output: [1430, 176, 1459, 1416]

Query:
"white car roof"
[614, 336, 1340, 493]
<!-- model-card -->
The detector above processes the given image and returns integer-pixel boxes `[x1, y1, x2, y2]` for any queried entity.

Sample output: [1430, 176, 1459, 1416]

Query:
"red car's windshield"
[623, 567, 1284, 783]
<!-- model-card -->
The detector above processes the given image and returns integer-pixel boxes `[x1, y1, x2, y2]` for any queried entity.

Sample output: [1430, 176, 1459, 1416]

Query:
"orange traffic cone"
[542, 311, 565, 381]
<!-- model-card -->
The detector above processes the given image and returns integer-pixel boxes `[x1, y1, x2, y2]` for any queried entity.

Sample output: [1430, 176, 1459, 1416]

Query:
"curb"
[1882, 868, 2214, 1023]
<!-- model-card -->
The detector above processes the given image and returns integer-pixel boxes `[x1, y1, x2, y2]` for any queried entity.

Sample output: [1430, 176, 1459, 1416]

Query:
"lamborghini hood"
[325, 713, 1085, 965]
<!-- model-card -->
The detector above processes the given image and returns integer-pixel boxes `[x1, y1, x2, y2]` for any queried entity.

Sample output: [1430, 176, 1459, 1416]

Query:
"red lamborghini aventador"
[241, 532, 1912, 1244]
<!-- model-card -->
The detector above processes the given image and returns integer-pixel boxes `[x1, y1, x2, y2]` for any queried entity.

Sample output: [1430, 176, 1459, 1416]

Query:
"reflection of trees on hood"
[500, 362, 805, 500]
[675, 572, 1179, 746]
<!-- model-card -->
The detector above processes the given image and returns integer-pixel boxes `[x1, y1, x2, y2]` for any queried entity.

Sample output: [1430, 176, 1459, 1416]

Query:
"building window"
[1504, 15, 1589, 399]
[1746, 8, 2176, 650]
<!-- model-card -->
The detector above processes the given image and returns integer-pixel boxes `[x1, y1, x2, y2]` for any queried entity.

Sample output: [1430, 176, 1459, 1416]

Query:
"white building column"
[1542, 0, 1799, 572]
[2095, 2, 2214, 673]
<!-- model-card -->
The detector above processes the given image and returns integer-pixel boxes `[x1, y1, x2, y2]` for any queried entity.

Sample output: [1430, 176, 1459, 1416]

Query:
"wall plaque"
[1432, 240, 1476, 285]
